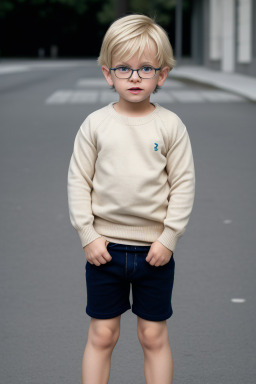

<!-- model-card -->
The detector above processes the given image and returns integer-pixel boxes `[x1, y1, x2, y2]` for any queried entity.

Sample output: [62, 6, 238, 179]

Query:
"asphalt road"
[0, 60, 255, 384]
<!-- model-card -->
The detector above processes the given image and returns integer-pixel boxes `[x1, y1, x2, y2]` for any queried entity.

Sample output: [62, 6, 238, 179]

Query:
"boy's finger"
[145, 252, 153, 262]
[91, 259, 101, 266]
[103, 251, 112, 262]
[149, 257, 157, 266]
[98, 256, 108, 264]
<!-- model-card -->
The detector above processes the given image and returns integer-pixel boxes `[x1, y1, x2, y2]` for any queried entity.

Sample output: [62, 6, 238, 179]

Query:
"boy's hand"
[146, 241, 173, 266]
[84, 237, 112, 266]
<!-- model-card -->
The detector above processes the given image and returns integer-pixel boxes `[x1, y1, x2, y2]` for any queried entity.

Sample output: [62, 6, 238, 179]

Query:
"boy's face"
[102, 43, 169, 107]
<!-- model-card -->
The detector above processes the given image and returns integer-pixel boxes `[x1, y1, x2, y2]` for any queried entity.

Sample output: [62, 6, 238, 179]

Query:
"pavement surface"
[0, 59, 256, 384]
[170, 65, 256, 102]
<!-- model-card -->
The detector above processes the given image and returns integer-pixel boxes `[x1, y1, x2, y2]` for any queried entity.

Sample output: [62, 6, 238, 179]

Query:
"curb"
[169, 66, 256, 102]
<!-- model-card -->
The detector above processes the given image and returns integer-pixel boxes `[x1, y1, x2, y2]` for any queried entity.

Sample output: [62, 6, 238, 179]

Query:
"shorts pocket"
[107, 242, 119, 249]
[144, 252, 174, 268]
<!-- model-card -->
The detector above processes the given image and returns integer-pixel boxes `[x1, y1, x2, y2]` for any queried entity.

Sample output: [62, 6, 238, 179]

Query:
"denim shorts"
[85, 242, 175, 321]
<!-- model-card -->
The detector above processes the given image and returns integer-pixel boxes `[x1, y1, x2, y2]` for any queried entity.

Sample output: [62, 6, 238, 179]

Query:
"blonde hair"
[97, 14, 176, 72]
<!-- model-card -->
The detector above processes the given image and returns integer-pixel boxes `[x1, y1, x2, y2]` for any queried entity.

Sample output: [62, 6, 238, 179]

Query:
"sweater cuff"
[156, 227, 179, 252]
[77, 225, 102, 248]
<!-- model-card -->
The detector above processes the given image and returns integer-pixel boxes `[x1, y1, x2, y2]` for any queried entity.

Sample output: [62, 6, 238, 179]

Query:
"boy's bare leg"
[137, 317, 173, 384]
[82, 315, 121, 384]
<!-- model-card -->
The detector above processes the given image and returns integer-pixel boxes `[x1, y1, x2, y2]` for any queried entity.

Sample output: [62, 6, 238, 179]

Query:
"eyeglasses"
[109, 65, 161, 79]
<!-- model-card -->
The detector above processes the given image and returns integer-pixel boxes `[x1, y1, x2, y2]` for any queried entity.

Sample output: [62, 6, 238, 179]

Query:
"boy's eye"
[141, 66, 154, 72]
[116, 66, 130, 72]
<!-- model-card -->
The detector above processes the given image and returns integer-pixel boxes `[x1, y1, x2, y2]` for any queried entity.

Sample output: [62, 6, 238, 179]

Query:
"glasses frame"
[109, 65, 161, 79]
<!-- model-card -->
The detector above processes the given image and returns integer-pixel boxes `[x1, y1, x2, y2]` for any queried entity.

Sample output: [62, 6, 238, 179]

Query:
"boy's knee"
[137, 320, 168, 351]
[89, 320, 120, 350]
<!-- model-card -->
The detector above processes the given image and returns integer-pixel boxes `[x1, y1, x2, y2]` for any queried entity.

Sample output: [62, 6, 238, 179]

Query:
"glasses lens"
[138, 66, 155, 78]
[115, 67, 132, 78]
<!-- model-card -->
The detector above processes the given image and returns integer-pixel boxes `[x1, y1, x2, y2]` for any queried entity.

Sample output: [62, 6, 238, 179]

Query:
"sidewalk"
[170, 65, 256, 102]
[0, 59, 92, 74]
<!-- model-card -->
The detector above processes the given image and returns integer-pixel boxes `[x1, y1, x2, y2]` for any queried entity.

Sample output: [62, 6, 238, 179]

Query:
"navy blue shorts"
[85, 242, 175, 321]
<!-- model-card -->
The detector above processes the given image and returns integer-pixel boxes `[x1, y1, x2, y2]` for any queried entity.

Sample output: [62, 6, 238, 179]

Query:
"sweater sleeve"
[157, 124, 195, 252]
[67, 118, 102, 248]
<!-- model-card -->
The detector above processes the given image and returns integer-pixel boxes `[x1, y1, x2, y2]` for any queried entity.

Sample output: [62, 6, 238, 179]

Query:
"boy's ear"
[157, 66, 170, 87]
[102, 65, 114, 87]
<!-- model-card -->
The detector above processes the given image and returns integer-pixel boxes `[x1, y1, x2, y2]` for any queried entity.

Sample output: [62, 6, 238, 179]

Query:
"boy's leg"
[82, 315, 121, 384]
[137, 316, 173, 384]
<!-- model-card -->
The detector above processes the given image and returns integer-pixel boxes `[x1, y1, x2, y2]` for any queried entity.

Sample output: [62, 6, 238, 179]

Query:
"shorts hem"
[132, 307, 173, 321]
[86, 304, 131, 319]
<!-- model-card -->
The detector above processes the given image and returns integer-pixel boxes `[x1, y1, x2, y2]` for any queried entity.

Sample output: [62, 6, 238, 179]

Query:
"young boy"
[67, 14, 195, 384]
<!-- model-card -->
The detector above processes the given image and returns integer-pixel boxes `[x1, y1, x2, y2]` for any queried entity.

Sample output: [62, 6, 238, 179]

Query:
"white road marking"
[99, 90, 119, 103]
[231, 298, 246, 303]
[45, 91, 73, 104]
[46, 90, 99, 104]
[200, 90, 245, 102]
[171, 90, 206, 102]
[46, 85, 246, 104]
[69, 91, 98, 103]
[77, 78, 107, 87]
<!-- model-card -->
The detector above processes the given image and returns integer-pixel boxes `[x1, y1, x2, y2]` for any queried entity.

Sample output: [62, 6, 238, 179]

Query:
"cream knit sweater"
[67, 102, 195, 251]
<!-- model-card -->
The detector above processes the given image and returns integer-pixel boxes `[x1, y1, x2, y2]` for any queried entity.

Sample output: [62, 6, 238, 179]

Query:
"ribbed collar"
[108, 101, 160, 125]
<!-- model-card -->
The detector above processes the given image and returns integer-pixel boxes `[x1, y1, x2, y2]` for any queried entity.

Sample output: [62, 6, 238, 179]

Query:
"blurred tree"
[115, 0, 129, 17]
[97, 0, 115, 26]
[0, 0, 88, 17]
[0, 0, 107, 57]
[0, 0, 191, 58]
[130, 0, 176, 27]
[0, 1, 14, 18]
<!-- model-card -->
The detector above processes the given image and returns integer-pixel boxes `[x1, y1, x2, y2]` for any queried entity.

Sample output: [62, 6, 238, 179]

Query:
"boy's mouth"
[128, 87, 143, 94]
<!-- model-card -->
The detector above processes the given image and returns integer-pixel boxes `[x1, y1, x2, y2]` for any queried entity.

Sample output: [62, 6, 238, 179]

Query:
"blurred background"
[1, 0, 255, 76]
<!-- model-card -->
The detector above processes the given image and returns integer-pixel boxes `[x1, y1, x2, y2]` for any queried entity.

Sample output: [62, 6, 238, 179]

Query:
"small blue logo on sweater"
[154, 142, 159, 151]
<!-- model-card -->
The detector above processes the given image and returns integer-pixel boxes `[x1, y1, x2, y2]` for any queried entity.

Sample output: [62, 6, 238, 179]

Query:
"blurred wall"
[192, 0, 256, 76]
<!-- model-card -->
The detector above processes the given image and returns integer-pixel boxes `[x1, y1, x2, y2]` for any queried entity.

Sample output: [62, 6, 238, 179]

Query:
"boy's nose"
[129, 70, 141, 81]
